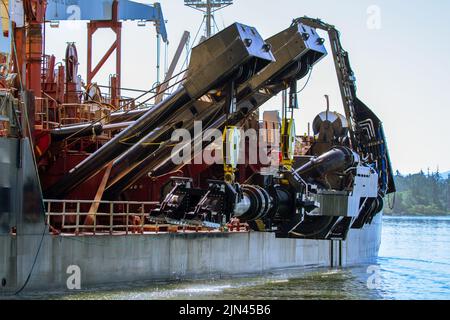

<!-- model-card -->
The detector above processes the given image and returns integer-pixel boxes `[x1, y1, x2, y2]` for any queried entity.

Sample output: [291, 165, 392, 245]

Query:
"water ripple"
[18, 215, 450, 300]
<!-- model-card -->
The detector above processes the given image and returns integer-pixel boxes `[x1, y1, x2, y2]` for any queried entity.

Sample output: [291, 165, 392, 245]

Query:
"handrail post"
[45, 98, 49, 129]
[109, 203, 114, 235]
[125, 203, 129, 235]
[62, 201, 66, 233]
[93, 202, 97, 235]
[141, 204, 145, 234]
[75, 202, 80, 235]
[46, 201, 51, 226]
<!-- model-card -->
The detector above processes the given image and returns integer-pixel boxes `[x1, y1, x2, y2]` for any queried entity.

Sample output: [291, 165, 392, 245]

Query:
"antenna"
[184, 0, 233, 38]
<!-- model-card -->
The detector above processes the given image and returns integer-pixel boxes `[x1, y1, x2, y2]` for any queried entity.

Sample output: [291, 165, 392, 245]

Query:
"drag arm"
[295, 17, 359, 151]
[296, 17, 395, 195]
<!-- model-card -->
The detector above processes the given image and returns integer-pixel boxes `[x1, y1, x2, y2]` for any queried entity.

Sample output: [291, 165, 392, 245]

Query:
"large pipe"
[46, 23, 275, 198]
[233, 185, 272, 222]
[110, 83, 287, 195]
[45, 88, 189, 198]
[50, 121, 134, 142]
[106, 21, 328, 195]
[109, 108, 149, 123]
[102, 121, 134, 132]
[105, 103, 223, 196]
[106, 124, 179, 187]
[106, 99, 222, 191]
[50, 123, 103, 142]
[294, 146, 360, 179]
[233, 185, 293, 222]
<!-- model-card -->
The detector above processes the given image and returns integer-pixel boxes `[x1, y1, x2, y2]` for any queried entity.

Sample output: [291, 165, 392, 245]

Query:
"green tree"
[385, 170, 449, 215]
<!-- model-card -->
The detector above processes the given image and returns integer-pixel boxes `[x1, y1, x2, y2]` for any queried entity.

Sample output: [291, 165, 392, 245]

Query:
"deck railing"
[35, 97, 50, 130]
[58, 103, 110, 126]
[44, 199, 158, 235]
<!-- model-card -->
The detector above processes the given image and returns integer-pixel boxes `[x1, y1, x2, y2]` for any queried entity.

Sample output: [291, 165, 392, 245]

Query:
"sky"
[42, 0, 450, 174]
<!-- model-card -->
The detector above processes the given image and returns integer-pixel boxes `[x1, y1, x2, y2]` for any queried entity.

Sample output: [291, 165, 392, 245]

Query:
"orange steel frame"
[87, 0, 122, 98]
[16, 0, 47, 99]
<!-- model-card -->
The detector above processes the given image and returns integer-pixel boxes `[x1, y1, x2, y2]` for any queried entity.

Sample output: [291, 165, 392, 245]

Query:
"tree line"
[385, 170, 450, 215]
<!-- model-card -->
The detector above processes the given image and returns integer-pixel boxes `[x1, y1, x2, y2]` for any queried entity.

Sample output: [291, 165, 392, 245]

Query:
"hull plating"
[0, 215, 381, 294]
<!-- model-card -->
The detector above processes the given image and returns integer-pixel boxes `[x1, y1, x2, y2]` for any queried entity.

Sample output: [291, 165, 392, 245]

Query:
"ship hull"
[0, 138, 382, 295]
[0, 216, 381, 294]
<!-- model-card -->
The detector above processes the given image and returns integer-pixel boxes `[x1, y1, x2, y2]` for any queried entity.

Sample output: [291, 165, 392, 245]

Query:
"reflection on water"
[28, 216, 450, 300]
[42, 269, 380, 300]
[377, 216, 450, 300]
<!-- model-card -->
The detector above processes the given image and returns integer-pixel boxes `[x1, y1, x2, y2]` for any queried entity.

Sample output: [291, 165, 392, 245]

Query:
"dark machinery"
[144, 18, 394, 240]
[45, 23, 275, 198]
[44, 18, 394, 241]
[105, 18, 328, 196]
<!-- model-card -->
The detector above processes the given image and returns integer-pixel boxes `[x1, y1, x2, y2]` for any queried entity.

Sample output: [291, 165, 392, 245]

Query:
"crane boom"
[295, 17, 360, 150]
[46, 0, 168, 42]
[296, 16, 395, 195]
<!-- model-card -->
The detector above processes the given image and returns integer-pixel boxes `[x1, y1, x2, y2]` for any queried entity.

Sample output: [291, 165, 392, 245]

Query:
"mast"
[184, 0, 233, 38]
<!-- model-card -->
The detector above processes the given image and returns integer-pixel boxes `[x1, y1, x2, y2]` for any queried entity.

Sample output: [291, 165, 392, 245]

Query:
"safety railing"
[58, 103, 110, 126]
[35, 97, 50, 130]
[44, 199, 159, 235]
[101, 92, 154, 112]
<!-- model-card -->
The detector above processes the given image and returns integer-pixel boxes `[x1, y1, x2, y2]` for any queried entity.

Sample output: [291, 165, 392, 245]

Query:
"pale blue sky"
[44, 0, 450, 174]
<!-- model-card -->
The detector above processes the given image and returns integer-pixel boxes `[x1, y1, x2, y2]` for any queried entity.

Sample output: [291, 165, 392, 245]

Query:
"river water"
[39, 216, 450, 300]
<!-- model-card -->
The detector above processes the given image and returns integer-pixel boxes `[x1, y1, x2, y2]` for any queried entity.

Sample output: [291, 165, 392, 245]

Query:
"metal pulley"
[313, 110, 349, 140]
[65, 43, 79, 83]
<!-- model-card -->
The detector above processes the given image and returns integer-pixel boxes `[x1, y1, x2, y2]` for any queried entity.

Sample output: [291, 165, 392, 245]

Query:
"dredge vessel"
[0, 0, 394, 294]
